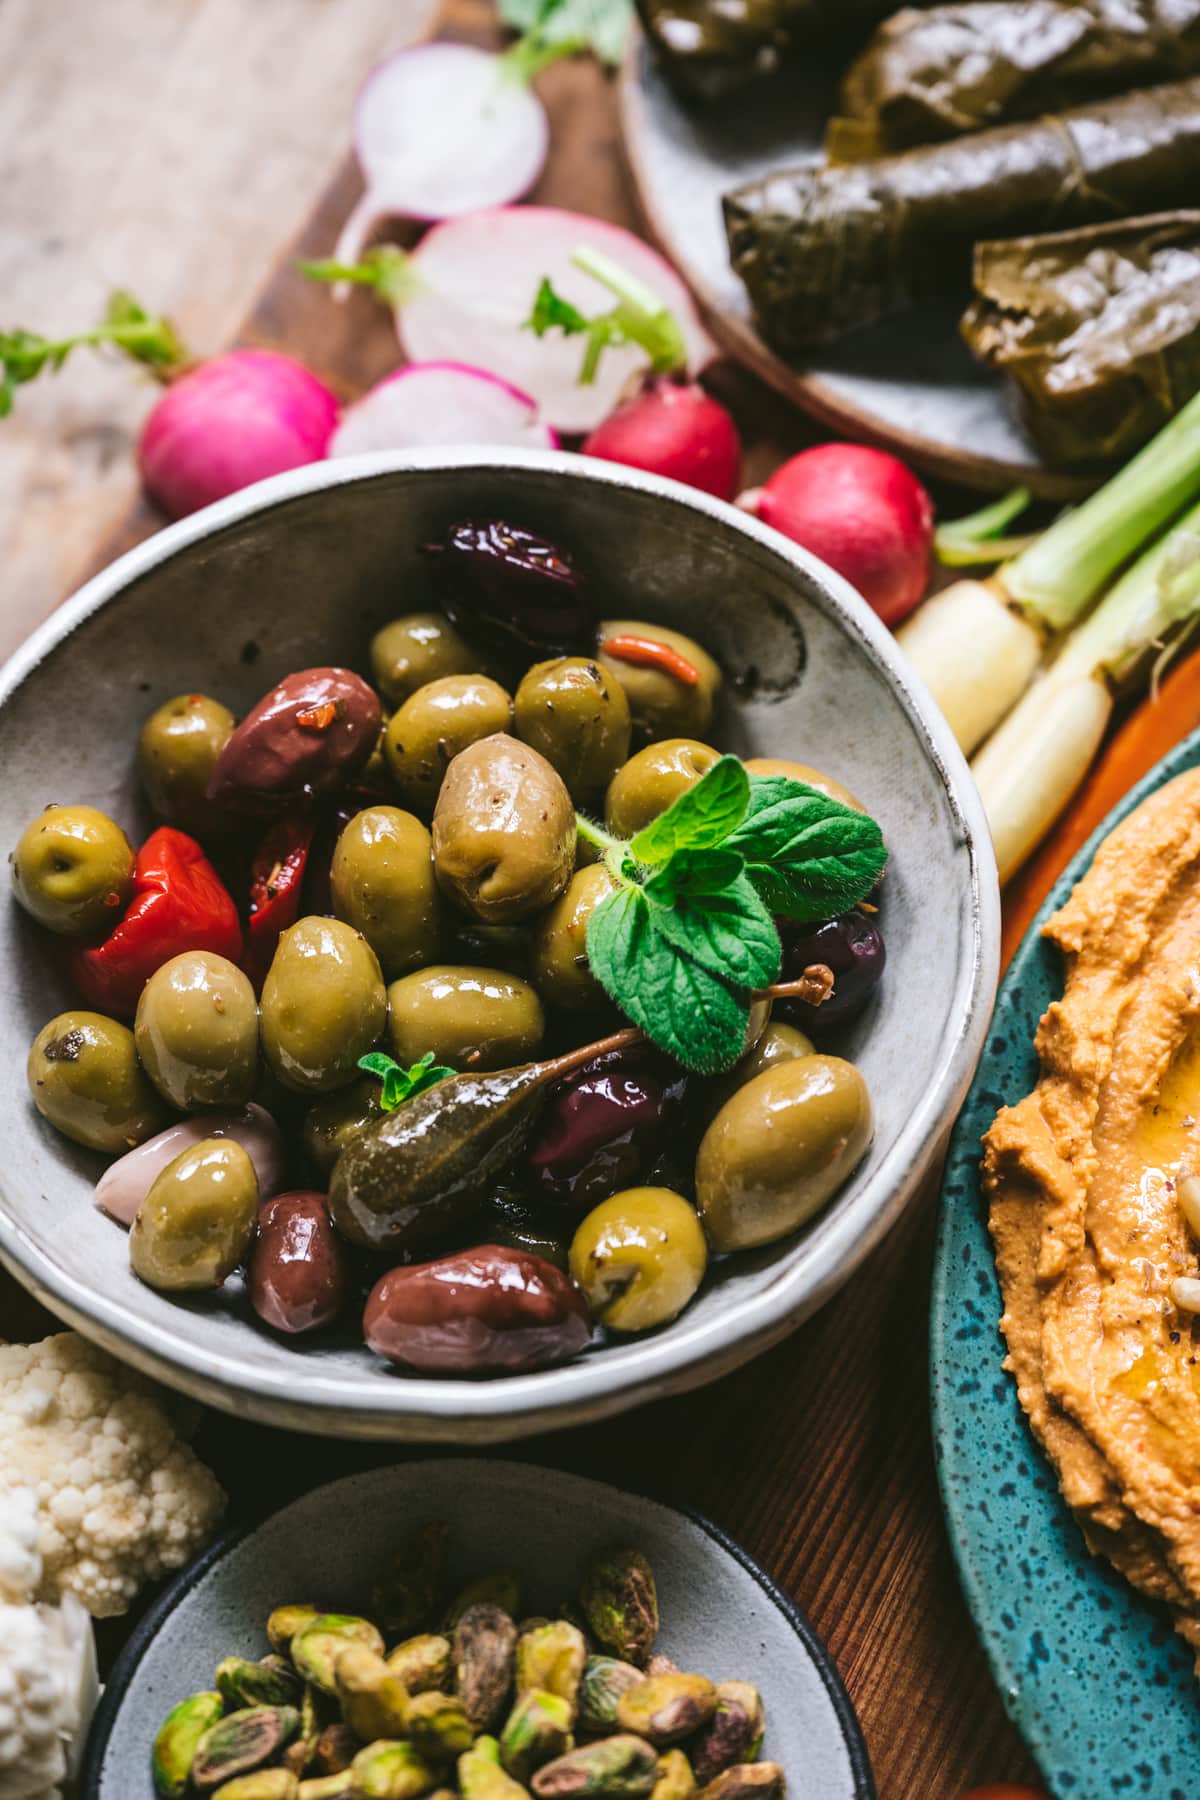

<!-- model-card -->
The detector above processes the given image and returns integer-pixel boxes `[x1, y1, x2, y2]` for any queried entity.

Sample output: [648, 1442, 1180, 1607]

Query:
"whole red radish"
[755, 444, 934, 625]
[138, 349, 340, 519]
[583, 376, 741, 500]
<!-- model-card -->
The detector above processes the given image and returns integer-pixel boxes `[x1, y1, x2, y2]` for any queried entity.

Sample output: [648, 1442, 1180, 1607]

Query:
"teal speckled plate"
[932, 730, 1200, 1799]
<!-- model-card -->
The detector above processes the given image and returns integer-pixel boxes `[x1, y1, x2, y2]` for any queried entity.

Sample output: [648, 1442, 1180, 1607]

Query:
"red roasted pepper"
[244, 817, 316, 992]
[599, 632, 701, 686]
[70, 827, 243, 1017]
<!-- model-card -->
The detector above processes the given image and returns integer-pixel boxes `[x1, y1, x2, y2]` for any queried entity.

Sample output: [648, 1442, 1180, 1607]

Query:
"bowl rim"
[0, 448, 1000, 1439]
[82, 1456, 877, 1800]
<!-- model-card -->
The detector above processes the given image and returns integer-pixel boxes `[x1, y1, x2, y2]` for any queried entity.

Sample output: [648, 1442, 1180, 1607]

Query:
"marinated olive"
[363, 1245, 592, 1373]
[433, 733, 576, 924]
[529, 1056, 679, 1211]
[484, 1189, 572, 1270]
[138, 694, 236, 836]
[134, 951, 259, 1111]
[130, 1138, 259, 1291]
[330, 806, 442, 978]
[743, 757, 864, 813]
[425, 520, 594, 656]
[384, 675, 514, 815]
[708, 1021, 815, 1114]
[208, 668, 383, 814]
[370, 612, 478, 706]
[249, 1191, 346, 1334]
[597, 621, 722, 740]
[532, 865, 618, 1012]
[302, 1078, 382, 1177]
[448, 919, 535, 980]
[96, 1105, 285, 1226]
[513, 658, 631, 802]
[387, 966, 544, 1071]
[28, 1012, 167, 1153]
[11, 805, 134, 936]
[260, 916, 387, 1093]
[777, 910, 886, 1030]
[604, 740, 720, 839]
[569, 1188, 707, 1332]
[695, 1056, 873, 1252]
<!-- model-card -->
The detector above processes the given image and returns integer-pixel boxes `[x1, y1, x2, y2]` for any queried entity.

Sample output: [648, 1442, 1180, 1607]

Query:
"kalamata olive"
[207, 668, 382, 814]
[250, 1191, 347, 1335]
[528, 1054, 683, 1211]
[363, 1246, 592, 1374]
[424, 520, 594, 657]
[776, 909, 886, 1030]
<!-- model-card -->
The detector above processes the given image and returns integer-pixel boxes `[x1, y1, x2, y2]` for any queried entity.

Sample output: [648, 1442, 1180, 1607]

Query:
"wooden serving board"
[1, 3, 1040, 1791]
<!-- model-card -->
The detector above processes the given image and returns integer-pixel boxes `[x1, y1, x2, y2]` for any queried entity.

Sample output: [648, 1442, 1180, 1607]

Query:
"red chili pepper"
[70, 827, 243, 1017]
[600, 633, 701, 686]
[243, 817, 316, 992]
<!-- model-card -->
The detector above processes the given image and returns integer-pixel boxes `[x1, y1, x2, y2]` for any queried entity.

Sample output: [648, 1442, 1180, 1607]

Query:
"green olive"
[569, 1187, 708, 1332]
[303, 1077, 383, 1177]
[28, 1011, 168, 1153]
[134, 952, 258, 1111]
[11, 805, 134, 937]
[447, 920, 534, 980]
[743, 757, 864, 813]
[513, 657, 632, 802]
[331, 806, 443, 979]
[130, 1138, 259, 1291]
[604, 739, 721, 839]
[432, 733, 576, 924]
[384, 675, 513, 816]
[706, 1019, 814, 1115]
[261, 916, 387, 1093]
[485, 1189, 571, 1271]
[695, 1055, 873, 1252]
[370, 613, 479, 706]
[532, 865, 618, 1011]
[137, 694, 236, 836]
[596, 621, 722, 741]
[386, 966, 545, 1071]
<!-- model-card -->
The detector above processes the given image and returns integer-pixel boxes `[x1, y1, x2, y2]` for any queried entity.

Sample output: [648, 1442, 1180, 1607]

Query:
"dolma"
[830, 0, 1200, 157]
[723, 77, 1200, 350]
[635, 0, 911, 100]
[962, 212, 1200, 466]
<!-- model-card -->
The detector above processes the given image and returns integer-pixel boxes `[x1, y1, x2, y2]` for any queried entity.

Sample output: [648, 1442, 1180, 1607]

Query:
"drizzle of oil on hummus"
[983, 768, 1200, 1662]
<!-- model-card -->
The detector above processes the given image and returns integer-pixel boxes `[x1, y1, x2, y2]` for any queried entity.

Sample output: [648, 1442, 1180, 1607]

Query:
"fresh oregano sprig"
[0, 290, 187, 417]
[578, 756, 886, 1075]
[358, 1050, 457, 1112]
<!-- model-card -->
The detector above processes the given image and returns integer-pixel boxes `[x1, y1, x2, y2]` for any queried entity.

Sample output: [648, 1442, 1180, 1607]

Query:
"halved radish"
[330, 362, 557, 456]
[397, 208, 716, 434]
[335, 43, 549, 260]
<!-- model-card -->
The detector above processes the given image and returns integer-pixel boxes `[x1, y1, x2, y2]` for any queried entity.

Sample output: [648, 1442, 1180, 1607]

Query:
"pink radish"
[583, 378, 740, 499]
[139, 349, 340, 519]
[330, 361, 557, 457]
[748, 444, 935, 626]
[307, 211, 714, 435]
[335, 44, 550, 259]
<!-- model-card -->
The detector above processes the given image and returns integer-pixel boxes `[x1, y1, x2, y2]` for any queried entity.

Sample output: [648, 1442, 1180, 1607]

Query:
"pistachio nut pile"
[150, 1530, 783, 1800]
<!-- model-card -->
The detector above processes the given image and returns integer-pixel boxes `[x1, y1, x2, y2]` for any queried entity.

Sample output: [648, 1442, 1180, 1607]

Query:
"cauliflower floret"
[0, 1484, 98, 1800]
[0, 1334, 226, 1617]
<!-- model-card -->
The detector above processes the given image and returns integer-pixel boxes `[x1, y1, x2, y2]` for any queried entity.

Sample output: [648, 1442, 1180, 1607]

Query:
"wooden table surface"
[0, 5, 1041, 1795]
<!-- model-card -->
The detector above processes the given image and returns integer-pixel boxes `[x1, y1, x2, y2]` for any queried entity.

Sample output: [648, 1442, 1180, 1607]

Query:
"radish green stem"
[0, 291, 186, 416]
[1003, 388, 1200, 630]
[499, 28, 587, 81]
[526, 247, 686, 385]
[935, 486, 1038, 567]
[300, 246, 423, 308]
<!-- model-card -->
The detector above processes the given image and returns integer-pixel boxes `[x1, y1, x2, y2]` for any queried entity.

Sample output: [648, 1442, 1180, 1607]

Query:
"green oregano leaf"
[630, 755, 750, 865]
[358, 1049, 456, 1111]
[726, 776, 887, 921]
[646, 869, 781, 989]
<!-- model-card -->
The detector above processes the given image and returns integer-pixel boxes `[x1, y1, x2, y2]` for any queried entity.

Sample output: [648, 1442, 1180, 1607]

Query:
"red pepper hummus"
[983, 770, 1200, 1660]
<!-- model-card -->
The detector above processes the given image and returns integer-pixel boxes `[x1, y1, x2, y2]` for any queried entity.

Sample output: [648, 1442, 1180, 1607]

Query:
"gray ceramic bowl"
[0, 450, 998, 1439]
[84, 1459, 875, 1799]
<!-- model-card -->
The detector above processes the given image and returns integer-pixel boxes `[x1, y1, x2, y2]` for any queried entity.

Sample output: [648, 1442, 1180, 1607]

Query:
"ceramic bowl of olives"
[0, 449, 997, 1440]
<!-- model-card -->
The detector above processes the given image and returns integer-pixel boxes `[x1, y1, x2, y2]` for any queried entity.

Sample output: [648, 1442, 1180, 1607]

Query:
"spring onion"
[972, 498, 1200, 881]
